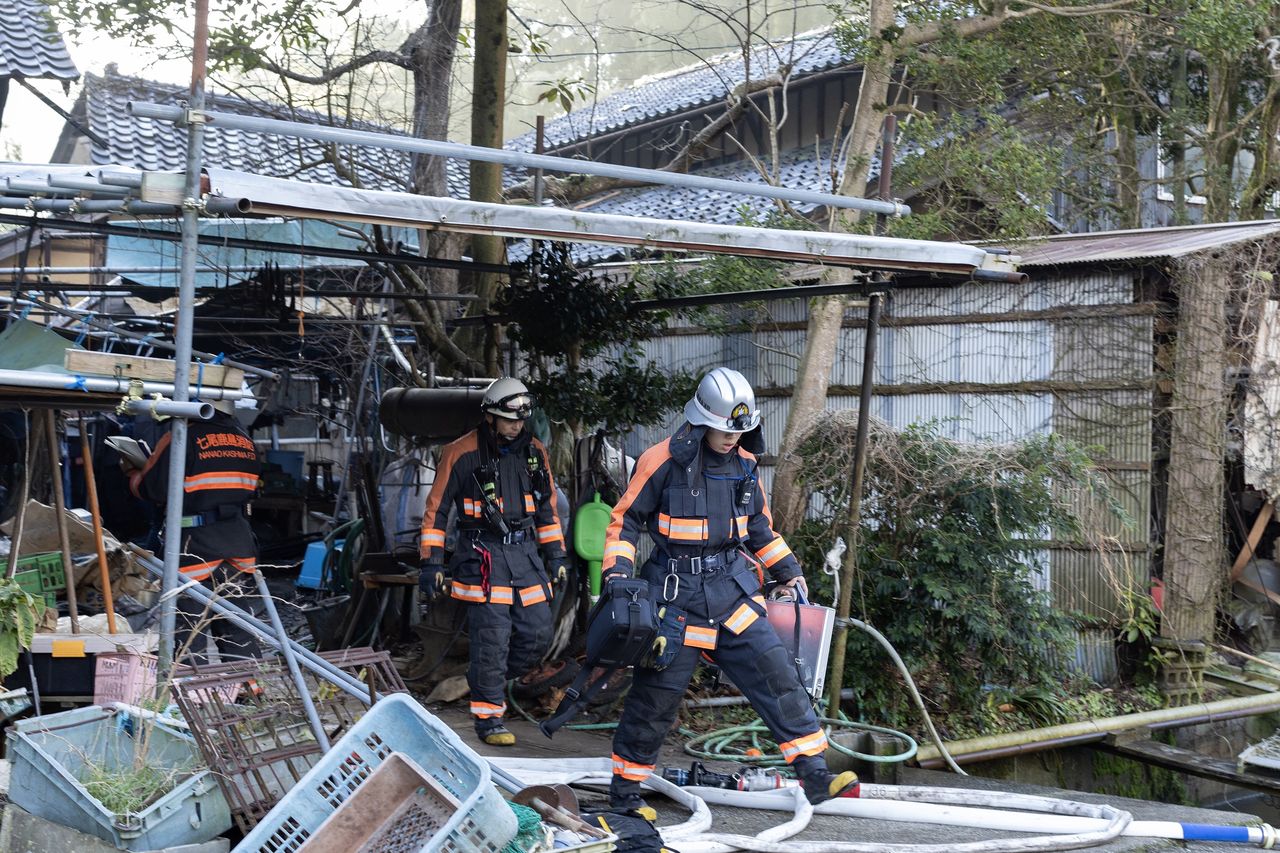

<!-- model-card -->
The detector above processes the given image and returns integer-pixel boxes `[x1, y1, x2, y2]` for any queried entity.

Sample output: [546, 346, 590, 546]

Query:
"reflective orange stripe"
[226, 556, 256, 574]
[779, 730, 828, 761]
[683, 624, 718, 650]
[524, 494, 536, 513]
[735, 516, 749, 537]
[471, 701, 506, 718]
[183, 472, 258, 492]
[611, 753, 654, 781]
[659, 514, 708, 542]
[421, 528, 445, 548]
[724, 602, 759, 635]
[605, 541, 636, 563]
[537, 524, 563, 545]
[463, 499, 483, 518]
[755, 537, 792, 568]
[180, 559, 220, 582]
[451, 581, 487, 602]
[519, 584, 548, 606]
[489, 586, 514, 605]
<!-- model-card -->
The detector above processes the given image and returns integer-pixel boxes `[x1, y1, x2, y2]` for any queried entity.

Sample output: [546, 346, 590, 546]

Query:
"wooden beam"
[65, 350, 243, 389]
[1098, 735, 1280, 796]
[1231, 501, 1275, 582]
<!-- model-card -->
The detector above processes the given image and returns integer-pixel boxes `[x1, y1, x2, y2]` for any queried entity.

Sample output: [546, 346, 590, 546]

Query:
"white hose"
[490, 758, 1132, 852]
[673, 786, 1130, 853]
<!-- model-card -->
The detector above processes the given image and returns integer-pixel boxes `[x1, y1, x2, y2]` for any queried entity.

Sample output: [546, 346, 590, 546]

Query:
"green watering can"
[572, 492, 613, 603]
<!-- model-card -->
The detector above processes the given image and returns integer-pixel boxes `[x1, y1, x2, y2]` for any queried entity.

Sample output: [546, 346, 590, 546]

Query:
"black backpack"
[540, 579, 658, 737]
[583, 810, 679, 853]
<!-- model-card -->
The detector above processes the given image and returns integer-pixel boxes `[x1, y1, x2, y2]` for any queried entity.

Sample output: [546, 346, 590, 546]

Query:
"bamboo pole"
[78, 414, 116, 633]
[43, 409, 80, 632]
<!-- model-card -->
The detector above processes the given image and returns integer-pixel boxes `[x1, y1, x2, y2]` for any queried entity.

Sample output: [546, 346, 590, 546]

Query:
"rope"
[501, 801, 547, 853]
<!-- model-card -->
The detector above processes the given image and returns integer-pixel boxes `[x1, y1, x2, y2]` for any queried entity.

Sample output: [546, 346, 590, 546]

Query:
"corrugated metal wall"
[618, 267, 1151, 644]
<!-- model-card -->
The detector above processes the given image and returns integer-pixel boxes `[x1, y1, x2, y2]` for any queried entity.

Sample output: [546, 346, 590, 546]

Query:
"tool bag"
[541, 579, 658, 737]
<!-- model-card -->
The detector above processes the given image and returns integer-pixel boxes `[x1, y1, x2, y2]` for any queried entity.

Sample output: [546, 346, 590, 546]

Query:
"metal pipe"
[42, 409, 80, 632]
[971, 268, 1030, 284]
[97, 171, 144, 189]
[44, 175, 130, 195]
[158, 0, 211, 679]
[78, 413, 117, 633]
[824, 292, 883, 713]
[252, 570, 330, 750]
[129, 101, 911, 217]
[2, 265, 305, 275]
[74, 200, 179, 215]
[0, 294, 276, 379]
[128, 546, 381, 702]
[122, 398, 215, 420]
[0, 367, 242, 400]
[913, 690, 1280, 768]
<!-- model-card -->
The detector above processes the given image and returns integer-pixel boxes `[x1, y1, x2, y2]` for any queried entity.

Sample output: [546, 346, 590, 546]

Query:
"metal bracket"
[180, 108, 210, 127]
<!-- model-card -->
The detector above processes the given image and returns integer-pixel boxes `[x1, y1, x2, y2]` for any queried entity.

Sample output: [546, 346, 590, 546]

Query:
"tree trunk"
[1203, 63, 1240, 222]
[770, 0, 895, 532]
[468, 0, 509, 375]
[1161, 254, 1229, 644]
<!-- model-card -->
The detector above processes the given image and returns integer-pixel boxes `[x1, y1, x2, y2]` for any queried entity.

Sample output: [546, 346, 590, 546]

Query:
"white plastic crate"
[233, 694, 516, 853]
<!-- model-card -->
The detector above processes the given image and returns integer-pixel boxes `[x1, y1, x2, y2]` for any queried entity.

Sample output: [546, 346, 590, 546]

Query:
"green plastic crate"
[12, 551, 67, 607]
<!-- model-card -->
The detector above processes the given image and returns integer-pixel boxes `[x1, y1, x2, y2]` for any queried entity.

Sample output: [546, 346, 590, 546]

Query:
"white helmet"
[481, 377, 535, 420]
[684, 367, 760, 433]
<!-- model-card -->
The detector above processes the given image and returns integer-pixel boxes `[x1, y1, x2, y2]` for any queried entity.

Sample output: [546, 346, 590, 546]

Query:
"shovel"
[513, 785, 606, 839]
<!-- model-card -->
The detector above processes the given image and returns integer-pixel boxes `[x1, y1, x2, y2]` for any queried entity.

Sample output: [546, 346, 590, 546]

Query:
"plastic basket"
[12, 551, 67, 607]
[233, 694, 516, 853]
[6, 705, 232, 850]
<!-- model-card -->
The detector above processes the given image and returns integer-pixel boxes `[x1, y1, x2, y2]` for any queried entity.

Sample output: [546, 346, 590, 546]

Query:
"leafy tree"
[791, 418, 1122, 729]
[505, 242, 695, 436]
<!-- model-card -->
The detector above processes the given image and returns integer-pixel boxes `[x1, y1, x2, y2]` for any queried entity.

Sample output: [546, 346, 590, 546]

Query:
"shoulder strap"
[539, 664, 620, 738]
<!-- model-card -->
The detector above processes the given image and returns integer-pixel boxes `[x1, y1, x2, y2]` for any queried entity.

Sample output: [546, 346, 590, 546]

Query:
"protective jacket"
[418, 421, 565, 726]
[129, 410, 260, 581]
[602, 421, 800, 585]
[419, 423, 567, 584]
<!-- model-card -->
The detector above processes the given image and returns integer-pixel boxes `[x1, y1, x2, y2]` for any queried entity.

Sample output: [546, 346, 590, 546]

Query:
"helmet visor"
[491, 392, 535, 420]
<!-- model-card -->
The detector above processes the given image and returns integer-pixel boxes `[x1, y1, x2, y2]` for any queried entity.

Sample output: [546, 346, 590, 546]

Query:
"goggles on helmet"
[491, 392, 535, 420]
[726, 402, 755, 433]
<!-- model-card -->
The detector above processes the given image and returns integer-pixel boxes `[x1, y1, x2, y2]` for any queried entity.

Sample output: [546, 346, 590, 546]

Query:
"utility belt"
[461, 518, 535, 545]
[661, 548, 741, 575]
[180, 505, 248, 528]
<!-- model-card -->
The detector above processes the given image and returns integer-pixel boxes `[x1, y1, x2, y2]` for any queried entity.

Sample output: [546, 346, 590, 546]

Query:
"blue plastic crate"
[6, 705, 231, 850]
[234, 694, 516, 853]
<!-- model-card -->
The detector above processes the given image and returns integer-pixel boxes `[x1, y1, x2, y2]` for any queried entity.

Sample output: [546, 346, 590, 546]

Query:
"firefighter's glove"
[419, 562, 447, 598]
[783, 574, 809, 602]
[549, 560, 569, 584]
[602, 569, 629, 588]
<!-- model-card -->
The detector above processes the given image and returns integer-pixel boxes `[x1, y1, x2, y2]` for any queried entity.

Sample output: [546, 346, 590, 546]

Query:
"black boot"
[802, 769, 861, 804]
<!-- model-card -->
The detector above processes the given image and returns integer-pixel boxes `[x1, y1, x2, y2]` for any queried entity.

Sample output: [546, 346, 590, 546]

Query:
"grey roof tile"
[0, 0, 78, 81]
[506, 28, 847, 152]
[82, 69, 470, 196]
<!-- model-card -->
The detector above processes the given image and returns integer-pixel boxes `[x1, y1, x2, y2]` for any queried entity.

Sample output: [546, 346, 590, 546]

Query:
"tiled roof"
[513, 141, 859, 264]
[506, 28, 848, 153]
[0, 0, 78, 81]
[77, 69, 469, 195]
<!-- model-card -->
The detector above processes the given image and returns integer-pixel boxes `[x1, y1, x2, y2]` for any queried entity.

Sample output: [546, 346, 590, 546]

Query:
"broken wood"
[1231, 501, 1275, 581]
[64, 350, 244, 389]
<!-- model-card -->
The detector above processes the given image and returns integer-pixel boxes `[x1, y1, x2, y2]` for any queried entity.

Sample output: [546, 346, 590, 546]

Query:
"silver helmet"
[481, 377, 535, 420]
[684, 367, 761, 433]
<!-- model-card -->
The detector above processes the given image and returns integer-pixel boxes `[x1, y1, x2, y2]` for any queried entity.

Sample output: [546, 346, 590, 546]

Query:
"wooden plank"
[1098, 735, 1280, 796]
[65, 350, 244, 389]
[1231, 501, 1275, 581]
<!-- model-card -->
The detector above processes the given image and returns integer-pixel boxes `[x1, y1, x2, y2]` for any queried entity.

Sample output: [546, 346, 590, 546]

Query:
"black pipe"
[379, 387, 486, 441]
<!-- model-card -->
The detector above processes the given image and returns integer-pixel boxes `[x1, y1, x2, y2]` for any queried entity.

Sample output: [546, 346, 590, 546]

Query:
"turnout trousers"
[609, 554, 830, 805]
[449, 534, 554, 730]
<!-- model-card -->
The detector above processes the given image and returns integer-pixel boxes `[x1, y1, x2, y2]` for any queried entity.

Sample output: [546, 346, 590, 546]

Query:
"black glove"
[419, 562, 446, 597]
[602, 569, 629, 589]
[548, 559, 569, 584]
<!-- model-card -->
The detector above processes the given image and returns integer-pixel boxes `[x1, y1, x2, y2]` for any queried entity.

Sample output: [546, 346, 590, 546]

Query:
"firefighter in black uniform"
[419, 378, 568, 746]
[125, 399, 262, 664]
[601, 367, 859, 809]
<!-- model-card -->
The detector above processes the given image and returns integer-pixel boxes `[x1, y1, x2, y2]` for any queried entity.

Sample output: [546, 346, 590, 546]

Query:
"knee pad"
[758, 646, 811, 718]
